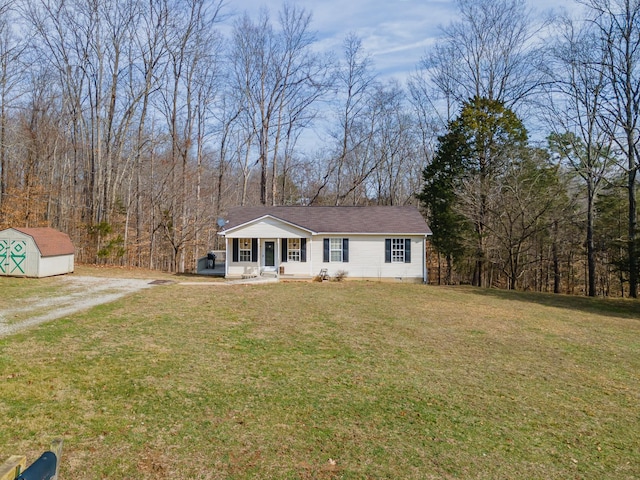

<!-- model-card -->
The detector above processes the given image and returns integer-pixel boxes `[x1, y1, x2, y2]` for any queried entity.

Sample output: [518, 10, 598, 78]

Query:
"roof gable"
[223, 214, 314, 237]
[224, 214, 313, 233]
[222, 206, 432, 236]
[12, 227, 75, 257]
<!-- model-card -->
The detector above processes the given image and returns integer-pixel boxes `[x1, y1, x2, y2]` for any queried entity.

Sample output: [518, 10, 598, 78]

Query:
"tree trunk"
[587, 183, 597, 296]
[627, 143, 637, 297]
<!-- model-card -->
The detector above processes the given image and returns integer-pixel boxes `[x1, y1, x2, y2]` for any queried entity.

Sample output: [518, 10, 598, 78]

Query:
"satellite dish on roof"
[217, 218, 226, 228]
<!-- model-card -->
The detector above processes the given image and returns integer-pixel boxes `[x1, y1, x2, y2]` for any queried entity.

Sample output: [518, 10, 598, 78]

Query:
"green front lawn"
[1, 277, 639, 479]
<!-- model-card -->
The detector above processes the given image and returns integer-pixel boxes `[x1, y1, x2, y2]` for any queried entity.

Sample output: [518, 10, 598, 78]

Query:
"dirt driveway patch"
[0, 275, 155, 338]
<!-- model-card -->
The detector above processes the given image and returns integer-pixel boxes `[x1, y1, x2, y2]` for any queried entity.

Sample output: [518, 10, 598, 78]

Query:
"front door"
[265, 241, 275, 267]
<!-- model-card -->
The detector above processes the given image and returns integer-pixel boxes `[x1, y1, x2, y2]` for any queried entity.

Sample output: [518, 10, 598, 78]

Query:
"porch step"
[260, 271, 278, 278]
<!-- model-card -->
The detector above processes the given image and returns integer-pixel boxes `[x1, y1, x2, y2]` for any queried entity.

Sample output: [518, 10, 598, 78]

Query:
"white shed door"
[0, 239, 27, 275]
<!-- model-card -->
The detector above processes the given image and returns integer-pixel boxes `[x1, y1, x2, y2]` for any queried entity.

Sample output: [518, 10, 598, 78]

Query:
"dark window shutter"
[405, 238, 411, 263]
[385, 239, 391, 263]
[281, 239, 288, 263]
[323, 238, 329, 262]
[251, 238, 258, 262]
[342, 238, 349, 263]
[232, 238, 239, 262]
[301, 238, 307, 262]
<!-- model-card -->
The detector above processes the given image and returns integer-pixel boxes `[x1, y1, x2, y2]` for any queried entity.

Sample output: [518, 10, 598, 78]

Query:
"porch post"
[225, 237, 229, 277]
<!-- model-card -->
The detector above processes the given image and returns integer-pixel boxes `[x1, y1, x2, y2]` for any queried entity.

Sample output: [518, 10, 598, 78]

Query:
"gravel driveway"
[0, 275, 155, 338]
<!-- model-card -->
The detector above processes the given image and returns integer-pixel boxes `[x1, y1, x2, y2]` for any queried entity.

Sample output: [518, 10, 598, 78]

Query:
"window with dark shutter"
[329, 238, 343, 261]
[236, 238, 253, 262]
[386, 238, 410, 262]
[301, 238, 307, 262]
[323, 238, 348, 262]
[286, 238, 301, 261]
[233, 238, 239, 262]
[281, 239, 288, 263]
[251, 238, 258, 262]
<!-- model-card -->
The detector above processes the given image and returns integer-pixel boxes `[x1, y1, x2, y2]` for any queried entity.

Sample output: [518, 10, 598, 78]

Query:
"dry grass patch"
[0, 281, 639, 479]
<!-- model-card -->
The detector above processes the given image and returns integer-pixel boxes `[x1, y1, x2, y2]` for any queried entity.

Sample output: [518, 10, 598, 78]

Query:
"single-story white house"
[0, 227, 75, 278]
[219, 206, 432, 282]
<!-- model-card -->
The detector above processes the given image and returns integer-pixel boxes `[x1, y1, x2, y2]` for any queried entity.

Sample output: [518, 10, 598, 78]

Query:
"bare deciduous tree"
[0, 1, 27, 214]
[422, 0, 544, 111]
[545, 16, 617, 297]
[329, 33, 376, 206]
[230, 3, 329, 206]
[581, 0, 640, 298]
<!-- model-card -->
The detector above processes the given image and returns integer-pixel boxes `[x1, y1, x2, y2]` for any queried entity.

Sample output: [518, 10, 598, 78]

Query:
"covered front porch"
[222, 236, 312, 279]
[218, 213, 315, 280]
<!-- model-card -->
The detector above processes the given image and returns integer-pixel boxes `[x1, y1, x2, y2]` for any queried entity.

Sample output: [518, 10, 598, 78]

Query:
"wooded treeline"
[0, 0, 637, 297]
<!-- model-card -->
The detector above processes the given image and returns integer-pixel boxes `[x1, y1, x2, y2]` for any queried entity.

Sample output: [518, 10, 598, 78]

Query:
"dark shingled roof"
[223, 206, 432, 235]
[13, 227, 75, 257]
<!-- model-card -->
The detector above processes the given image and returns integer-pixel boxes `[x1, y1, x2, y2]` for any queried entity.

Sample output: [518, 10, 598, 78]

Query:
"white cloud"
[222, 0, 580, 81]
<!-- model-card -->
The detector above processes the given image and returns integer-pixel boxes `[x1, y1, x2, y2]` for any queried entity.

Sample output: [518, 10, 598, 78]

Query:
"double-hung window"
[238, 238, 252, 262]
[232, 238, 257, 262]
[281, 238, 307, 263]
[288, 238, 301, 262]
[330, 238, 343, 262]
[323, 238, 349, 263]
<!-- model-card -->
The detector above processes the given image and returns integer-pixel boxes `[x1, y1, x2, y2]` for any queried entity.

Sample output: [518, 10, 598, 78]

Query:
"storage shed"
[0, 227, 74, 278]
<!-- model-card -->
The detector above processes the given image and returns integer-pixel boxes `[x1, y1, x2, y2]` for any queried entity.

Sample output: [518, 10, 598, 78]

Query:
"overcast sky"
[221, 0, 581, 82]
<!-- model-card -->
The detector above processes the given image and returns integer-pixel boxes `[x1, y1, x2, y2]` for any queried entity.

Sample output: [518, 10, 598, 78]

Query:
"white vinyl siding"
[225, 217, 311, 239]
[314, 235, 423, 281]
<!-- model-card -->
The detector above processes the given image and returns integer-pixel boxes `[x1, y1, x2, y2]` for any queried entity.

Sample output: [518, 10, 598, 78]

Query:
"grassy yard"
[1, 271, 639, 479]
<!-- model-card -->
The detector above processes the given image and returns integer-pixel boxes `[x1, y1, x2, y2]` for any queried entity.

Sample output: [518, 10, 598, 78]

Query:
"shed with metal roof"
[0, 227, 74, 277]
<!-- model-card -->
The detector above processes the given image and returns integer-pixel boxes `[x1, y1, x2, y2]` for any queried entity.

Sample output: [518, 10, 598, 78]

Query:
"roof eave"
[315, 231, 432, 236]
